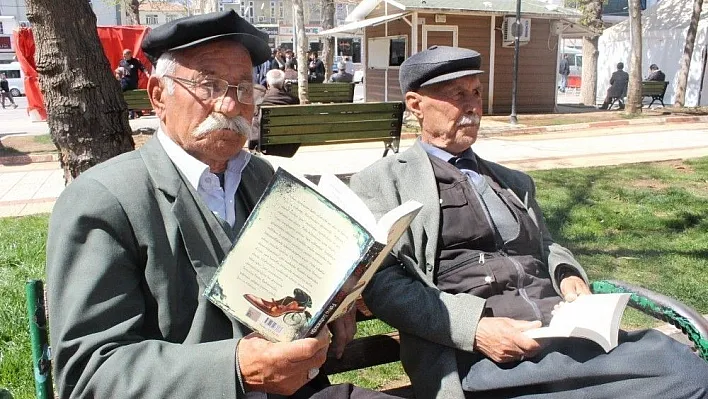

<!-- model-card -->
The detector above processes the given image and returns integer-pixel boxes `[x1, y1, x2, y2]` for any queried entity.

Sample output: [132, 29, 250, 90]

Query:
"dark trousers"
[1, 91, 15, 107]
[600, 92, 624, 110]
[458, 329, 708, 398]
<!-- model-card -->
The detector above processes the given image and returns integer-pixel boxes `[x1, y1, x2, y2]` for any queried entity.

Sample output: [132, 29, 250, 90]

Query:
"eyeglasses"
[163, 74, 266, 105]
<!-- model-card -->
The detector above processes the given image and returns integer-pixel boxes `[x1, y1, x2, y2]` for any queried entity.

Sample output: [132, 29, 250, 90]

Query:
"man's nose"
[213, 88, 248, 118]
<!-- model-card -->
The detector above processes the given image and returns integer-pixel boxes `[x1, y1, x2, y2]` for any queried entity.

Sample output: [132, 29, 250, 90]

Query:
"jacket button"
[484, 276, 493, 284]
[426, 263, 433, 272]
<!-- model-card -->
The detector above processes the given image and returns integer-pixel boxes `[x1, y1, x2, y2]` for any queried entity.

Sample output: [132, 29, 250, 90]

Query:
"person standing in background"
[558, 54, 570, 93]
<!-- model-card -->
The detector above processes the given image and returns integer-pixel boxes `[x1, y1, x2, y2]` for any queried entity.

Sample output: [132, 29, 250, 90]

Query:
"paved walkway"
[2, 122, 708, 217]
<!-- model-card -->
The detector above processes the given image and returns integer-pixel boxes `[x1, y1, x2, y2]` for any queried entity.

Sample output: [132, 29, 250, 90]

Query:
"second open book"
[523, 293, 631, 352]
[205, 168, 422, 342]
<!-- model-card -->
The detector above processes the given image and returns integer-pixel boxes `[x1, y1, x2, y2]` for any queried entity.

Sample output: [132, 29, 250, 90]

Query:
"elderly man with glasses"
[46, 11, 392, 399]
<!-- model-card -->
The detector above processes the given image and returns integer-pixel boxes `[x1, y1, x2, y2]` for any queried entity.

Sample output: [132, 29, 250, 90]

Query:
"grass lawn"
[2, 158, 708, 396]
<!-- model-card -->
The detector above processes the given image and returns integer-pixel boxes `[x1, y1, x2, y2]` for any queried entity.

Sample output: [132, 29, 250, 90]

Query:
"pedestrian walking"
[0, 73, 18, 109]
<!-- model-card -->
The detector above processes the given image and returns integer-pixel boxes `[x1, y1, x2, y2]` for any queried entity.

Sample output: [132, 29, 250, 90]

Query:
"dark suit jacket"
[608, 70, 630, 98]
[262, 87, 299, 106]
[329, 72, 353, 83]
[647, 70, 666, 82]
[350, 141, 587, 399]
[46, 137, 274, 398]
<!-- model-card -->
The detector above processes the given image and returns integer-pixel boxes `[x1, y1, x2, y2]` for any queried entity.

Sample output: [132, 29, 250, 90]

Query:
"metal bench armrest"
[591, 279, 708, 360]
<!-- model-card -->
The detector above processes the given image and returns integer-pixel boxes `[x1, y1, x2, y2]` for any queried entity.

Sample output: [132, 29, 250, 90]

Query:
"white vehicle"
[0, 62, 25, 97]
[562, 47, 583, 77]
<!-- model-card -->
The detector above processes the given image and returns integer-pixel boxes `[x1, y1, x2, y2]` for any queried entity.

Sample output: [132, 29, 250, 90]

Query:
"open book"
[204, 168, 423, 342]
[523, 293, 631, 352]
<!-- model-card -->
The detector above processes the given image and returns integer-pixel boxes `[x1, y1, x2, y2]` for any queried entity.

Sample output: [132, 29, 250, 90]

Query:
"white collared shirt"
[157, 129, 251, 227]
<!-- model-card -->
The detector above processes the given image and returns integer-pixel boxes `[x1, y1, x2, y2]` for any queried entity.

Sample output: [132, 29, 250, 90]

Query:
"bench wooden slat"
[122, 89, 153, 111]
[288, 83, 355, 103]
[263, 102, 402, 116]
[265, 130, 398, 145]
[264, 113, 400, 126]
[265, 120, 400, 136]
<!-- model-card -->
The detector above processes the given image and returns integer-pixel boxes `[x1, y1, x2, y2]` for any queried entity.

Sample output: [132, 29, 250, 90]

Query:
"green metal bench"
[257, 101, 404, 158]
[641, 81, 669, 108]
[24, 275, 708, 398]
[286, 82, 356, 104]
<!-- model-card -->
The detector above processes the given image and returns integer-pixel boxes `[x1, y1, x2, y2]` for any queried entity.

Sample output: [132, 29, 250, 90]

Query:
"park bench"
[257, 101, 404, 158]
[122, 89, 152, 111]
[641, 80, 669, 108]
[286, 82, 356, 103]
[607, 81, 669, 110]
[23, 276, 708, 397]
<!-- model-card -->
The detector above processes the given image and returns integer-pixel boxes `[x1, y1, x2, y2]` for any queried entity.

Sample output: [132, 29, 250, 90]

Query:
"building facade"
[138, 1, 189, 27]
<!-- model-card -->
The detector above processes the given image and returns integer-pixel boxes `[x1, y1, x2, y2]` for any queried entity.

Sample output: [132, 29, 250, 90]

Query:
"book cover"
[523, 293, 631, 352]
[204, 168, 422, 342]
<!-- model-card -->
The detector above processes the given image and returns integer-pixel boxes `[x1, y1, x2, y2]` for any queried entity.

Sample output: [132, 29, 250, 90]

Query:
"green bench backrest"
[122, 89, 152, 110]
[287, 83, 355, 103]
[260, 102, 404, 146]
[641, 81, 668, 96]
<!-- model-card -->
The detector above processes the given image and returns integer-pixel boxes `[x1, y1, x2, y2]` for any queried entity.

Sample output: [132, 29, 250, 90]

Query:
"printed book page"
[523, 293, 631, 352]
[317, 173, 423, 244]
[317, 173, 377, 233]
[206, 169, 374, 342]
[326, 201, 422, 321]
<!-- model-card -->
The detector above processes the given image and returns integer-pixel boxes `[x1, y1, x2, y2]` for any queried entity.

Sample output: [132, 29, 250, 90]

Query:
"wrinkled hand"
[237, 327, 330, 395]
[329, 306, 357, 359]
[473, 317, 542, 363]
[560, 275, 592, 302]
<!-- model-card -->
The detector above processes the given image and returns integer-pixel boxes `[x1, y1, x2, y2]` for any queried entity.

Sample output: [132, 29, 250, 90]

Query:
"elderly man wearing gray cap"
[350, 46, 708, 399]
[45, 10, 396, 399]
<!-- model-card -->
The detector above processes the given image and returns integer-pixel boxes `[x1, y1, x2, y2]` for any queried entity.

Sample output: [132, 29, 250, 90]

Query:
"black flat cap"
[141, 10, 271, 66]
[399, 46, 484, 95]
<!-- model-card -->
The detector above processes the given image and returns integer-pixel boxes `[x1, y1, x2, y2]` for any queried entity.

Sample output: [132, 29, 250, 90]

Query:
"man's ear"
[147, 76, 165, 117]
[405, 91, 424, 120]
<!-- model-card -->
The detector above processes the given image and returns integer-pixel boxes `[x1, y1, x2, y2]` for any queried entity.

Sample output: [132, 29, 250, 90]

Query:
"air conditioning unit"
[502, 17, 531, 47]
[257, 16, 266, 22]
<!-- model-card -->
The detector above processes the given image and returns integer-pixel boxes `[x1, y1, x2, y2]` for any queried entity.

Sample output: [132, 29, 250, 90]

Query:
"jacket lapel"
[397, 142, 441, 278]
[139, 138, 233, 287]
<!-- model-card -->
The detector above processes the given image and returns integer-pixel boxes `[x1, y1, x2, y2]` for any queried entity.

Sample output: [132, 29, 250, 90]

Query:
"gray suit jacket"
[46, 137, 274, 398]
[350, 141, 587, 399]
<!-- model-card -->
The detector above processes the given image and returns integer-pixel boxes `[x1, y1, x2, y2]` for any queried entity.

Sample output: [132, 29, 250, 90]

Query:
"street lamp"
[510, 0, 521, 124]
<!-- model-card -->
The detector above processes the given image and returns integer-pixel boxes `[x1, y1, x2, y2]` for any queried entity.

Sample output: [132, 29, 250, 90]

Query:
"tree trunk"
[293, 0, 310, 104]
[321, 0, 335, 82]
[580, 36, 599, 106]
[626, 0, 643, 114]
[578, 0, 604, 106]
[674, 0, 704, 107]
[27, 0, 134, 184]
[124, 0, 141, 25]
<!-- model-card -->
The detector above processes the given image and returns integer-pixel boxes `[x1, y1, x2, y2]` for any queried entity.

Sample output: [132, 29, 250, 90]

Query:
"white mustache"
[192, 113, 252, 139]
[457, 114, 480, 127]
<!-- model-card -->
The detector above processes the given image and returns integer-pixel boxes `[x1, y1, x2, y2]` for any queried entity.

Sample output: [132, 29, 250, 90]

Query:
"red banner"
[13, 26, 152, 121]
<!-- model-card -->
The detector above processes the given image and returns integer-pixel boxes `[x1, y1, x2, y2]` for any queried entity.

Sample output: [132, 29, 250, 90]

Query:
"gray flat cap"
[399, 46, 484, 95]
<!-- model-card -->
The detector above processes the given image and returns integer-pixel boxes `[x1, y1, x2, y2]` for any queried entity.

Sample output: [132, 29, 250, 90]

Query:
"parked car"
[0, 62, 25, 97]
